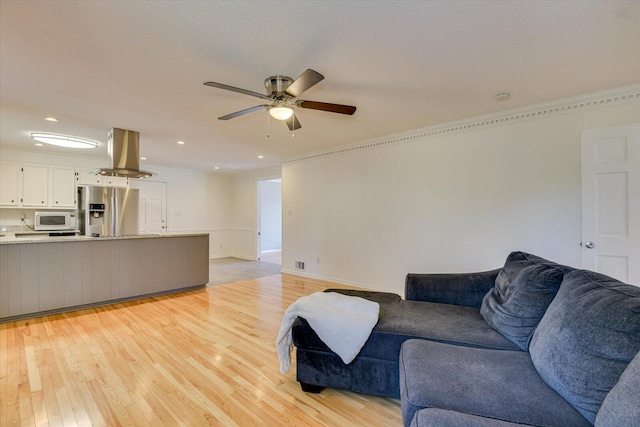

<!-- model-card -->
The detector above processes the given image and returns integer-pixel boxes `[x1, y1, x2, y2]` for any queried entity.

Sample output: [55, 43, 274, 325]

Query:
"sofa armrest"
[404, 269, 499, 308]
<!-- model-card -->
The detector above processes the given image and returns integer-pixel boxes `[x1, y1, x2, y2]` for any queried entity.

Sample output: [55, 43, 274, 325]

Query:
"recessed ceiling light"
[30, 133, 98, 149]
[495, 92, 511, 101]
[214, 166, 220, 170]
[45, 117, 58, 122]
[140, 157, 147, 160]
[258, 155, 264, 159]
[34, 143, 43, 147]
[177, 140, 185, 145]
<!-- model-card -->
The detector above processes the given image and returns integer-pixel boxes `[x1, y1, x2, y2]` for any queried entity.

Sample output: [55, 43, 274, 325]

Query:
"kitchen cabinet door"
[51, 167, 76, 208]
[21, 165, 49, 207]
[77, 169, 103, 186]
[104, 176, 128, 187]
[0, 163, 21, 206]
[77, 170, 128, 187]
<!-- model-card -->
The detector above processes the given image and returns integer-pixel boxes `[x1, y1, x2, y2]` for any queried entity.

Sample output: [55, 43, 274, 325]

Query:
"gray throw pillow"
[529, 270, 640, 424]
[480, 251, 566, 350]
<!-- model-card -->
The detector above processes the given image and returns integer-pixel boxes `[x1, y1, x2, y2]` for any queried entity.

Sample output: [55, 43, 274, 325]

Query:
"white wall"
[282, 92, 640, 295]
[259, 180, 282, 252]
[147, 165, 232, 258]
[231, 167, 281, 259]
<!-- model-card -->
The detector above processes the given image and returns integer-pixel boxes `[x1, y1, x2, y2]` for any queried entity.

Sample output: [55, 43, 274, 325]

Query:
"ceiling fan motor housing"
[264, 75, 293, 97]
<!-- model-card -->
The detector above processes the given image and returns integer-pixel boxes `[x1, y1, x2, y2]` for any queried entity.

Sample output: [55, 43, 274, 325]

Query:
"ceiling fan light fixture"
[269, 106, 294, 121]
[30, 132, 98, 149]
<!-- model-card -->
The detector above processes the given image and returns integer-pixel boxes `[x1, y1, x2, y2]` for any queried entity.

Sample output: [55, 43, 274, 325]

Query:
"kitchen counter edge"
[0, 233, 209, 245]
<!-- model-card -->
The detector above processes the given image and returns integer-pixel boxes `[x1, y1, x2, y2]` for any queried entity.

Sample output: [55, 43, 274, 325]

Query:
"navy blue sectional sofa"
[291, 252, 640, 426]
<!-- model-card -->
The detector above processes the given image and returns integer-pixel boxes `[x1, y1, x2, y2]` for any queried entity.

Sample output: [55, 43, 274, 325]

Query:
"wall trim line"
[282, 84, 640, 164]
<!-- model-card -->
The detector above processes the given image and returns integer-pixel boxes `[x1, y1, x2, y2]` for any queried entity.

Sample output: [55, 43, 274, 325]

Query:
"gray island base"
[0, 234, 209, 321]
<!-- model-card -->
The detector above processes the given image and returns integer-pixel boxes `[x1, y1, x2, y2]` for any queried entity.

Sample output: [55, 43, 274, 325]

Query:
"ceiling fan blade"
[218, 105, 268, 120]
[204, 81, 270, 100]
[285, 114, 301, 131]
[285, 69, 324, 97]
[296, 100, 357, 115]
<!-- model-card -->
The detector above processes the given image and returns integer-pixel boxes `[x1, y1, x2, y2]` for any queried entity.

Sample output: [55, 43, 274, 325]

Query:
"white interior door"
[129, 180, 167, 234]
[581, 123, 640, 286]
[143, 181, 166, 234]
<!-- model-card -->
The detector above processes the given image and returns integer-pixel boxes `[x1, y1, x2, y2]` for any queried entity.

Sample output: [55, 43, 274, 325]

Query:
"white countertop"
[0, 230, 208, 245]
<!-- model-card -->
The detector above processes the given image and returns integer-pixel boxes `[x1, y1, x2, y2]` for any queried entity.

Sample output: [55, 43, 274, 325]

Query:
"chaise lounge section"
[292, 271, 520, 398]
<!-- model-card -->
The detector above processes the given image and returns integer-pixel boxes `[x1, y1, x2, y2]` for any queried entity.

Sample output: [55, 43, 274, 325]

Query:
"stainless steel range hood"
[91, 128, 154, 178]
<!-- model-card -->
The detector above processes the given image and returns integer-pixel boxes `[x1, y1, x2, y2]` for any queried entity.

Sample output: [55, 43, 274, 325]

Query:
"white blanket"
[276, 292, 380, 374]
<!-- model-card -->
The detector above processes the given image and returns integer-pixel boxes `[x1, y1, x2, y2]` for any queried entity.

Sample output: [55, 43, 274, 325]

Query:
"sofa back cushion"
[529, 270, 640, 424]
[595, 350, 640, 427]
[480, 251, 567, 350]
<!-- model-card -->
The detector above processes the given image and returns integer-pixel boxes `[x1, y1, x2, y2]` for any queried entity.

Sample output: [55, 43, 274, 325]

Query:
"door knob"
[584, 241, 595, 249]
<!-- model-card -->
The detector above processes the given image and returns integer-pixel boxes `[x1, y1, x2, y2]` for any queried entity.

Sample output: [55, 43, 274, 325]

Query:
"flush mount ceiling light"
[269, 105, 294, 121]
[30, 133, 98, 149]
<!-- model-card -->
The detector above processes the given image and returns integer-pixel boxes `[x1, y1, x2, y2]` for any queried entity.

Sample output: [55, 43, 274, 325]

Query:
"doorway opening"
[257, 178, 282, 265]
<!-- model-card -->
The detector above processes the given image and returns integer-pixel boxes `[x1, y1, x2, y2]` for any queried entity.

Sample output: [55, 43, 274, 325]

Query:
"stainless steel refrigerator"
[78, 186, 139, 237]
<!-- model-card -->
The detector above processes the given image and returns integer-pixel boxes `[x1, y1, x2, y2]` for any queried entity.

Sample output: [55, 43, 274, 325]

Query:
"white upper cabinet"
[51, 167, 76, 207]
[1, 163, 129, 209]
[0, 163, 78, 209]
[77, 169, 103, 186]
[77, 170, 128, 187]
[21, 165, 49, 207]
[0, 163, 21, 206]
[103, 176, 129, 187]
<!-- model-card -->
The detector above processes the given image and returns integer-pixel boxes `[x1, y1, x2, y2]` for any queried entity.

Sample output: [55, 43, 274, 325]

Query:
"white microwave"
[34, 211, 77, 231]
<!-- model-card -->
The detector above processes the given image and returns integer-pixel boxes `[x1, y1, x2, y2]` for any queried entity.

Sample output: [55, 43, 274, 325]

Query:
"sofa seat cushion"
[530, 270, 640, 424]
[400, 339, 590, 427]
[293, 298, 520, 363]
[481, 251, 569, 350]
[410, 408, 534, 427]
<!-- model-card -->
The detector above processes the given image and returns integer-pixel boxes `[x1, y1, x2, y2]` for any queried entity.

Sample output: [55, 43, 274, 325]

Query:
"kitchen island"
[0, 233, 209, 321]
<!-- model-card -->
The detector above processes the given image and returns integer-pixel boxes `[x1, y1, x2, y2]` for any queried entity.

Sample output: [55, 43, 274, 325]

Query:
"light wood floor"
[0, 273, 402, 426]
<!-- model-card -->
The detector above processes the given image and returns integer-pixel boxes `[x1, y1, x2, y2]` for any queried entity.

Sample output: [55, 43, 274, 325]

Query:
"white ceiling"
[1, 1, 639, 172]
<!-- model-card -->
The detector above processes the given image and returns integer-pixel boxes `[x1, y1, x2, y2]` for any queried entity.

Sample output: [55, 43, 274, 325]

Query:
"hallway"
[208, 256, 281, 286]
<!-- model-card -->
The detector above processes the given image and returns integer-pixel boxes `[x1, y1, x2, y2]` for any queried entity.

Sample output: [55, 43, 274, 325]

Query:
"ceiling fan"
[203, 69, 356, 131]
